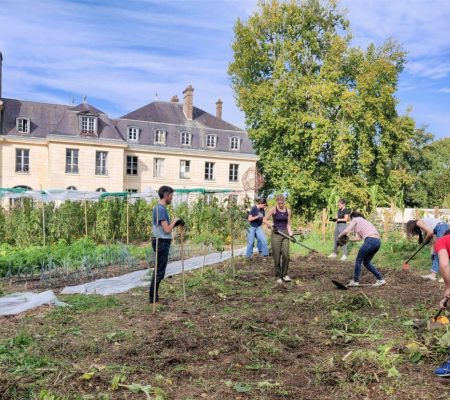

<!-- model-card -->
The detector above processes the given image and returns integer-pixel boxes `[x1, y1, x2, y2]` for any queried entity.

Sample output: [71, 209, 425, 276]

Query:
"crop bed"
[1, 254, 450, 399]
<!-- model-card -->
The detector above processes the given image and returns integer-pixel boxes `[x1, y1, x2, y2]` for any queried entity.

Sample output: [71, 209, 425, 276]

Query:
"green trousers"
[271, 232, 290, 277]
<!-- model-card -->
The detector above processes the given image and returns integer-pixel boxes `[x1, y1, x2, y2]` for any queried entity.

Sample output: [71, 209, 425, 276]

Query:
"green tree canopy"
[229, 0, 417, 215]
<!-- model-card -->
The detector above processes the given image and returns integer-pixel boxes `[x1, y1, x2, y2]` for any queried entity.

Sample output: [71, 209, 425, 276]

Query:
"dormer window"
[16, 118, 30, 134]
[80, 115, 98, 136]
[230, 136, 240, 150]
[154, 129, 167, 144]
[128, 126, 139, 142]
[181, 131, 191, 146]
[206, 134, 217, 148]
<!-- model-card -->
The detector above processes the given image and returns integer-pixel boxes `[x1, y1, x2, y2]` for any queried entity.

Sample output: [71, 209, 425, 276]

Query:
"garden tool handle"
[274, 229, 297, 243]
[404, 241, 429, 264]
[434, 297, 449, 321]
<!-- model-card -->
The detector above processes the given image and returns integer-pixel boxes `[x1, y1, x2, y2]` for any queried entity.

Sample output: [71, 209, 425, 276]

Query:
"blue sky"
[0, 0, 449, 139]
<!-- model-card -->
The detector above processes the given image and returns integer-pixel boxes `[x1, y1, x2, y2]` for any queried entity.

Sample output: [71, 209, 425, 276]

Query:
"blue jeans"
[149, 238, 171, 302]
[432, 223, 449, 273]
[354, 237, 382, 282]
[246, 225, 269, 257]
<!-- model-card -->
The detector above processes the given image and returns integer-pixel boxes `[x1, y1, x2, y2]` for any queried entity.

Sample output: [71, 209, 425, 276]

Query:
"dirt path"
[1, 255, 449, 399]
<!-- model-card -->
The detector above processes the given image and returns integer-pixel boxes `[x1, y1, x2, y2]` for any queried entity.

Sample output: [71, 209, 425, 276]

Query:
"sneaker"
[328, 253, 337, 258]
[435, 360, 450, 377]
[283, 275, 292, 282]
[340, 255, 347, 261]
[372, 279, 386, 287]
[276, 278, 283, 284]
[421, 273, 437, 281]
[438, 278, 444, 283]
[347, 280, 359, 287]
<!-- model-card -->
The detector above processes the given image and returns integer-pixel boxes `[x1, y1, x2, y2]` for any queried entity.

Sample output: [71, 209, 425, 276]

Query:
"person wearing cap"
[246, 198, 270, 258]
[328, 198, 350, 261]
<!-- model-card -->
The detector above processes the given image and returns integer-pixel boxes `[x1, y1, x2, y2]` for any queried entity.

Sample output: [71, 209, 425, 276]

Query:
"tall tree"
[229, 0, 416, 214]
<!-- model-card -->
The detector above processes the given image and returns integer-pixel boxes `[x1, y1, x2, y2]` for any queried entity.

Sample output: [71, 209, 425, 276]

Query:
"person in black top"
[246, 198, 270, 258]
[328, 198, 350, 260]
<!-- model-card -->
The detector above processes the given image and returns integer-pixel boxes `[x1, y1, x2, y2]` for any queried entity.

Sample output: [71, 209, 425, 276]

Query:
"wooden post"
[42, 201, 46, 246]
[84, 200, 88, 237]
[383, 209, 390, 241]
[414, 207, 420, 221]
[180, 227, 186, 302]
[434, 206, 439, 219]
[321, 208, 327, 241]
[126, 197, 130, 245]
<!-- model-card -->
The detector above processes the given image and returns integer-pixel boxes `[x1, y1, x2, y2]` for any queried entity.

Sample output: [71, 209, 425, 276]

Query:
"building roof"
[121, 100, 242, 132]
[0, 98, 255, 155]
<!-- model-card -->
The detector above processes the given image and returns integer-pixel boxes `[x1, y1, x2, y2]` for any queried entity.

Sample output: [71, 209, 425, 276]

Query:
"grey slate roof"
[0, 98, 255, 155]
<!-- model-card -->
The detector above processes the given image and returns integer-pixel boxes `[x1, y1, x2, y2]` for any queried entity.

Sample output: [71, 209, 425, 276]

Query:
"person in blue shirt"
[150, 185, 183, 304]
[246, 198, 270, 258]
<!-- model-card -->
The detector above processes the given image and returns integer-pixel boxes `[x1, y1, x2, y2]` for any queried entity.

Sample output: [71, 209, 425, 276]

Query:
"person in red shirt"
[434, 229, 450, 377]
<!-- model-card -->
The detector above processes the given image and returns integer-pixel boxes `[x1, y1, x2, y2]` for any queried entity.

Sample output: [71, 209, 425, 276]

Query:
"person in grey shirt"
[328, 199, 350, 261]
[150, 185, 183, 304]
[406, 217, 449, 281]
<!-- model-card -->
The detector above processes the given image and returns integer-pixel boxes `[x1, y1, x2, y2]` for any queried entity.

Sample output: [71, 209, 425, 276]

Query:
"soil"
[1, 254, 449, 399]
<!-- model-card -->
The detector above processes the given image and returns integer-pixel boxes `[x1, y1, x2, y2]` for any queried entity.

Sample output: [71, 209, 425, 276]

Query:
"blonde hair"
[275, 194, 285, 202]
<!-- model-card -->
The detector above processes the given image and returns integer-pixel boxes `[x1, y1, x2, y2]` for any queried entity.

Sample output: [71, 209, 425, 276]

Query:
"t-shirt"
[337, 208, 350, 223]
[249, 205, 265, 227]
[422, 217, 444, 232]
[152, 203, 172, 239]
[341, 217, 380, 240]
[435, 235, 450, 254]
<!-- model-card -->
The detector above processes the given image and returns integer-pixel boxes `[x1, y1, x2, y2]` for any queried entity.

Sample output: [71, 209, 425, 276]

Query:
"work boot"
[347, 280, 359, 287]
[328, 253, 337, 258]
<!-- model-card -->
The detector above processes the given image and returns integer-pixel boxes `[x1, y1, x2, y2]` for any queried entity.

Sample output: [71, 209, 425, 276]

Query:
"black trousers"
[149, 238, 171, 302]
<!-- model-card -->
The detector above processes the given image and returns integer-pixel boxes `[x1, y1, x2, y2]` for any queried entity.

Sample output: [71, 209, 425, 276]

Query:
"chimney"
[183, 85, 194, 120]
[170, 95, 179, 103]
[216, 98, 223, 120]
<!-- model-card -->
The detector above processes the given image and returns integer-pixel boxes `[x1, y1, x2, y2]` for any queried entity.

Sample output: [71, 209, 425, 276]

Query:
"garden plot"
[1, 255, 449, 399]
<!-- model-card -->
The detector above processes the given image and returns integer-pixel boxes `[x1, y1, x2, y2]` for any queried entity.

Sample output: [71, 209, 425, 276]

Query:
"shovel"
[428, 298, 450, 329]
[402, 241, 428, 270]
[331, 279, 374, 290]
[274, 230, 321, 258]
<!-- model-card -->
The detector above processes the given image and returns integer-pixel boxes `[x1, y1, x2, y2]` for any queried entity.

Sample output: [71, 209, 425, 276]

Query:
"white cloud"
[438, 88, 450, 94]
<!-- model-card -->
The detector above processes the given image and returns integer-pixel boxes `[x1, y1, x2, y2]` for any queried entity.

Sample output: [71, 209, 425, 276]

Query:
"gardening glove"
[174, 218, 185, 227]
[336, 235, 349, 247]
[329, 218, 337, 222]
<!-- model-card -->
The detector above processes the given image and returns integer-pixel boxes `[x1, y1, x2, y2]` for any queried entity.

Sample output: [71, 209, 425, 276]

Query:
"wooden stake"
[383, 209, 389, 241]
[126, 197, 130, 245]
[42, 201, 46, 246]
[84, 200, 88, 238]
[180, 227, 186, 302]
[321, 208, 327, 241]
[434, 206, 439, 219]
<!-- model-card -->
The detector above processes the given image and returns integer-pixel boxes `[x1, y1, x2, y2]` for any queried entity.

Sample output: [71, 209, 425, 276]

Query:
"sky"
[0, 0, 449, 139]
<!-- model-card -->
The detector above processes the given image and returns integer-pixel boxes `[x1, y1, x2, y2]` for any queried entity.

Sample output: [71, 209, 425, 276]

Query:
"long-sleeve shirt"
[340, 217, 380, 240]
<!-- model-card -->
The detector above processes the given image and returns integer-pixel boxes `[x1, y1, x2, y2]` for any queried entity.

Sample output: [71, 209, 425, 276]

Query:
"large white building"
[0, 52, 258, 198]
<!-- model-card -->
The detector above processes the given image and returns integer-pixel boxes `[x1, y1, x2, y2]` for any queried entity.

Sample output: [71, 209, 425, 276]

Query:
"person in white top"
[406, 217, 449, 281]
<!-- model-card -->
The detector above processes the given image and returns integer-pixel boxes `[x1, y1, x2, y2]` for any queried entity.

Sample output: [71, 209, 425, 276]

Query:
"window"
[126, 156, 138, 176]
[154, 130, 167, 144]
[16, 118, 30, 134]
[81, 116, 97, 135]
[180, 160, 191, 179]
[15, 149, 30, 172]
[205, 162, 215, 181]
[95, 151, 108, 175]
[181, 132, 191, 146]
[66, 149, 79, 173]
[125, 188, 138, 193]
[204, 194, 215, 205]
[67, 186, 77, 190]
[230, 137, 240, 150]
[153, 158, 164, 177]
[96, 187, 106, 192]
[128, 126, 139, 142]
[206, 135, 216, 148]
[229, 164, 239, 182]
